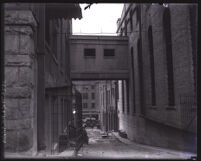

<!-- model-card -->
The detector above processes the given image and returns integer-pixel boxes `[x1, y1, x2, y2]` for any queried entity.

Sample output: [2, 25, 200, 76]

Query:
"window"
[104, 49, 115, 57]
[111, 88, 114, 97]
[124, 21, 127, 36]
[116, 82, 119, 100]
[136, 6, 140, 25]
[148, 26, 156, 106]
[52, 22, 58, 58]
[163, 8, 175, 106]
[83, 93, 88, 99]
[131, 47, 136, 113]
[125, 80, 129, 114]
[122, 81, 125, 113]
[84, 48, 96, 58]
[83, 103, 88, 108]
[91, 85, 95, 89]
[45, 18, 50, 44]
[109, 91, 111, 104]
[91, 103, 95, 108]
[137, 39, 144, 114]
[91, 93, 95, 99]
[130, 10, 133, 31]
[120, 28, 123, 36]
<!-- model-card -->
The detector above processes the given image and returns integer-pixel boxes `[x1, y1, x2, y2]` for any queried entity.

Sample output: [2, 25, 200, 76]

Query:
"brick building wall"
[117, 3, 197, 152]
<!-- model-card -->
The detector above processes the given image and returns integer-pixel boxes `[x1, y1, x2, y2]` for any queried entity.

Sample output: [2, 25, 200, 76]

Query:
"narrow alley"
[75, 128, 195, 159]
[3, 3, 197, 160]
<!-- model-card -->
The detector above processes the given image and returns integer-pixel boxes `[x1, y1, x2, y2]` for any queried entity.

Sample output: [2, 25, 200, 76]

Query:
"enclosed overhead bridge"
[70, 35, 129, 80]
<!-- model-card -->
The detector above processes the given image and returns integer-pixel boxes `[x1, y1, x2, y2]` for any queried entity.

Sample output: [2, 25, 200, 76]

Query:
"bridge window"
[104, 49, 115, 57]
[84, 48, 96, 58]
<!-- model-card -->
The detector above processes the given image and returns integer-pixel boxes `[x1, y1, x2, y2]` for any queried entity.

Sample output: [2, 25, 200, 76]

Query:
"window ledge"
[165, 107, 176, 111]
[84, 56, 96, 59]
[149, 106, 158, 110]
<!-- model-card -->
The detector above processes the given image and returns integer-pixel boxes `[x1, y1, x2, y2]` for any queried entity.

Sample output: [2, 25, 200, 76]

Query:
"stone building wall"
[4, 3, 82, 155]
[4, 9, 37, 153]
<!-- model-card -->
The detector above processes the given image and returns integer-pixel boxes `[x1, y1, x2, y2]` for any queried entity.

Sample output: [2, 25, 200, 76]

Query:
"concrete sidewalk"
[4, 148, 75, 159]
[112, 131, 197, 159]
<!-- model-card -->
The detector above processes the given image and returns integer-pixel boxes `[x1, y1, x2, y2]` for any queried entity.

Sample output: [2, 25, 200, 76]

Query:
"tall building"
[116, 3, 197, 152]
[73, 81, 100, 120]
[98, 80, 118, 132]
[4, 3, 82, 155]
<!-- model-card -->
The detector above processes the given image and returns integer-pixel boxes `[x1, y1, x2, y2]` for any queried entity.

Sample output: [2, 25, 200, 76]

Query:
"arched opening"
[137, 39, 144, 114]
[130, 47, 136, 113]
[148, 26, 156, 106]
[163, 8, 175, 106]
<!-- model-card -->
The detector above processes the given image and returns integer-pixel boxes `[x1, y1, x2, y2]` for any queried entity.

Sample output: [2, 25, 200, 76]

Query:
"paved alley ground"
[76, 128, 196, 159]
[5, 127, 196, 159]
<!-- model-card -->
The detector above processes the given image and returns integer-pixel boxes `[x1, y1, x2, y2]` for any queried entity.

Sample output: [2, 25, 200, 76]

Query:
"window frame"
[103, 49, 115, 58]
[84, 48, 96, 58]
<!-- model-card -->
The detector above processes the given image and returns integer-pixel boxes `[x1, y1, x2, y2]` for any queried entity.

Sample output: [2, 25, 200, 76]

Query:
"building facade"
[116, 3, 197, 152]
[4, 3, 82, 155]
[98, 80, 118, 132]
[73, 81, 100, 120]
[69, 35, 128, 80]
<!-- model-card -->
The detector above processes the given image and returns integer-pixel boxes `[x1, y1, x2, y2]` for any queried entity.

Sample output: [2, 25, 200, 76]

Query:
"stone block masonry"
[4, 10, 37, 153]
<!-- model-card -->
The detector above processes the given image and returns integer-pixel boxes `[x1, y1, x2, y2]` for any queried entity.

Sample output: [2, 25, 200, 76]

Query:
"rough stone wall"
[4, 10, 37, 153]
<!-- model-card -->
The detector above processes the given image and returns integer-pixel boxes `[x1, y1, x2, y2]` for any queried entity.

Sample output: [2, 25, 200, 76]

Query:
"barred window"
[84, 48, 96, 58]
[104, 49, 115, 57]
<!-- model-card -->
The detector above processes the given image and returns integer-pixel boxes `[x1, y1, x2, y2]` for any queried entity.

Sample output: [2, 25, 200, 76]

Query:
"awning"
[45, 3, 82, 20]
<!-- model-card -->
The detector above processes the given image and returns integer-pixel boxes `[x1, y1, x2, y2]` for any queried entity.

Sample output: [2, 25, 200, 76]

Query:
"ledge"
[166, 107, 177, 111]
[149, 106, 158, 110]
[5, 10, 37, 29]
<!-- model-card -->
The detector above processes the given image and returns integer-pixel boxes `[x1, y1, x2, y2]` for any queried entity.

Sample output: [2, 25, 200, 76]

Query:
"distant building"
[98, 80, 118, 132]
[116, 3, 197, 152]
[73, 81, 100, 120]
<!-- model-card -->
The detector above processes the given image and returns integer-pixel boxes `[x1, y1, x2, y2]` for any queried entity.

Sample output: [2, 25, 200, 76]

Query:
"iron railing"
[180, 95, 197, 131]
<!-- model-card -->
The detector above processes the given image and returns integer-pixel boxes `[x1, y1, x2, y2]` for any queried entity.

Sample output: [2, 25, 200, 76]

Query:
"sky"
[72, 3, 124, 35]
